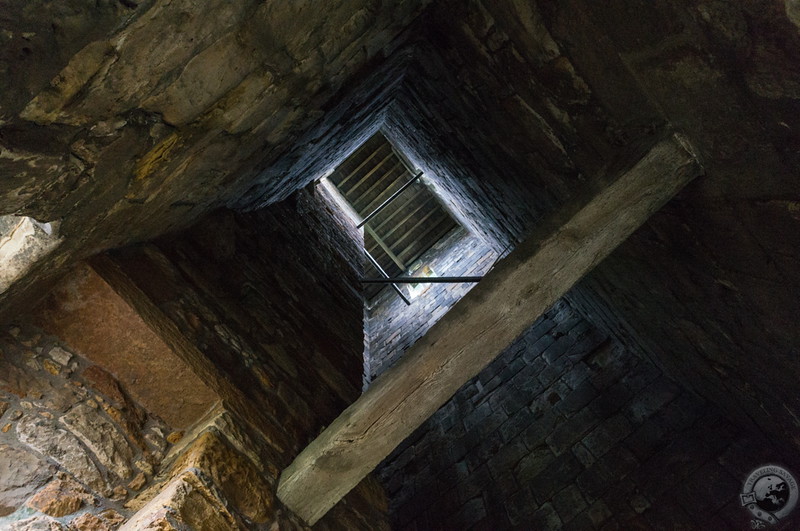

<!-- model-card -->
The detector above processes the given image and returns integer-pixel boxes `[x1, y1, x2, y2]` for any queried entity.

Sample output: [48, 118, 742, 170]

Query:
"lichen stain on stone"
[133, 132, 181, 181]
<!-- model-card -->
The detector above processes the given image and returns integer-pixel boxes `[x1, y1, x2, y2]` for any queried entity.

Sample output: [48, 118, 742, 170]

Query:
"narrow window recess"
[318, 133, 463, 303]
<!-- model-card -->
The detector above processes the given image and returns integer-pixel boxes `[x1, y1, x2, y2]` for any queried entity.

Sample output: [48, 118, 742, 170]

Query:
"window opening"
[319, 133, 479, 303]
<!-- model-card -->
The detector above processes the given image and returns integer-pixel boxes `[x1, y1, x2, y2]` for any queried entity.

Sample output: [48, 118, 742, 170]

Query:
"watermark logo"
[741, 465, 798, 526]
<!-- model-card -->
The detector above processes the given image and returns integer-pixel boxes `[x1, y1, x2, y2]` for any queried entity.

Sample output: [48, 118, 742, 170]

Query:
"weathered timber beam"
[277, 134, 702, 525]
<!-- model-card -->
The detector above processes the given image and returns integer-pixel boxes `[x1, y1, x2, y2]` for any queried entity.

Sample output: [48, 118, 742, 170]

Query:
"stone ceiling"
[1, 0, 800, 461]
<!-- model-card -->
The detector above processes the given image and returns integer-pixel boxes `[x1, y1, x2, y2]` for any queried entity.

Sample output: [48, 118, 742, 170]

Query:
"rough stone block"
[524, 335, 554, 363]
[506, 488, 539, 526]
[552, 484, 588, 524]
[528, 453, 584, 504]
[582, 413, 634, 458]
[572, 442, 596, 468]
[71, 513, 115, 531]
[557, 380, 599, 417]
[0, 444, 53, 517]
[588, 380, 634, 419]
[561, 361, 592, 390]
[515, 444, 556, 486]
[587, 499, 613, 527]
[487, 437, 528, 479]
[576, 446, 638, 502]
[120, 470, 242, 531]
[624, 417, 670, 461]
[498, 410, 532, 443]
[543, 335, 572, 363]
[546, 408, 600, 456]
[528, 502, 563, 529]
[454, 496, 486, 528]
[16, 416, 106, 492]
[61, 403, 134, 480]
[6, 515, 67, 531]
[624, 377, 679, 423]
[537, 364, 562, 387]
[165, 429, 274, 523]
[25, 477, 91, 517]
[521, 410, 560, 449]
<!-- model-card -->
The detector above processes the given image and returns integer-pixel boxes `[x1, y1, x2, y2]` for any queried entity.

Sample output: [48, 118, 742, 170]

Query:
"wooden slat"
[376, 191, 434, 237]
[371, 186, 426, 232]
[397, 216, 457, 264]
[336, 141, 388, 188]
[365, 235, 403, 278]
[344, 151, 395, 198]
[365, 225, 406, 272]
[386, 205, 446, 253]
[349, 162, 404, 212]
[276, 134, 702, 524]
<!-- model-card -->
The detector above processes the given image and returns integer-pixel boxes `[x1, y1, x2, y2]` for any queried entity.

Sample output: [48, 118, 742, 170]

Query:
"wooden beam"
[365, 225, 406, 272]
[277, 134, 702, 525]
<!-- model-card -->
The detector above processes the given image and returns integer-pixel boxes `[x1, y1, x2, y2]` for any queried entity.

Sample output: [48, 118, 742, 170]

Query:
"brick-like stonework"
[110, 188, 389, 529]
[365, 228, 497, 385]
[379, 300, 800, 529]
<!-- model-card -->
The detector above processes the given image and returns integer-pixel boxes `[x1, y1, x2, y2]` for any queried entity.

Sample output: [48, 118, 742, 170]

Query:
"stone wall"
[379, 300, 800, 529]
[1, 187, 390, 529]
[545, 0, 800, 456]
[365, 228, 497, 384]
[105, 187, 389, 529]
[0, 0, 430, 324]
[0, 322, 177, 529]
[380, 0, 665, 253]
[376, 0, 800, 478]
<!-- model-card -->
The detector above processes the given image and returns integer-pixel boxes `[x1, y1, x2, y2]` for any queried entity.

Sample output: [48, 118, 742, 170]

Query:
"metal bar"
[360, 277, 483, 284]
[357, 171, 422, 228]
[365, 249, 411, 305]
[365, 225, 406, 272]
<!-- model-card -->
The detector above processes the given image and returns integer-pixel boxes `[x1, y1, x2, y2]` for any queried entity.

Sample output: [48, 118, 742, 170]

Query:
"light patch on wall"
[0, 215, 62, 294]
[406, 264, 436, 299]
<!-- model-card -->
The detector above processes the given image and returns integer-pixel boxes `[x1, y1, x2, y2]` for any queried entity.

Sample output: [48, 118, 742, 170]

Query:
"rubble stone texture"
[25, 477, 89, 517]
[0, 325, 174, 527]
[0, 445, 52, 517]
[16, 415, 106, 492]
[60, 403, 135, 481]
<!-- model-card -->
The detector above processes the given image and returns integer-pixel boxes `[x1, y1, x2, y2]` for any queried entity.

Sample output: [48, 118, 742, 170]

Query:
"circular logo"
[741, 465, 798, 525]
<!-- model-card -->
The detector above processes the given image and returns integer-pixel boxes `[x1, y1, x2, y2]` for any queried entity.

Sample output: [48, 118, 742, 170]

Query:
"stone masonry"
[0, 322, 174, 529]
[1, 187, 391, 530]
[378, 300, 800, 529]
